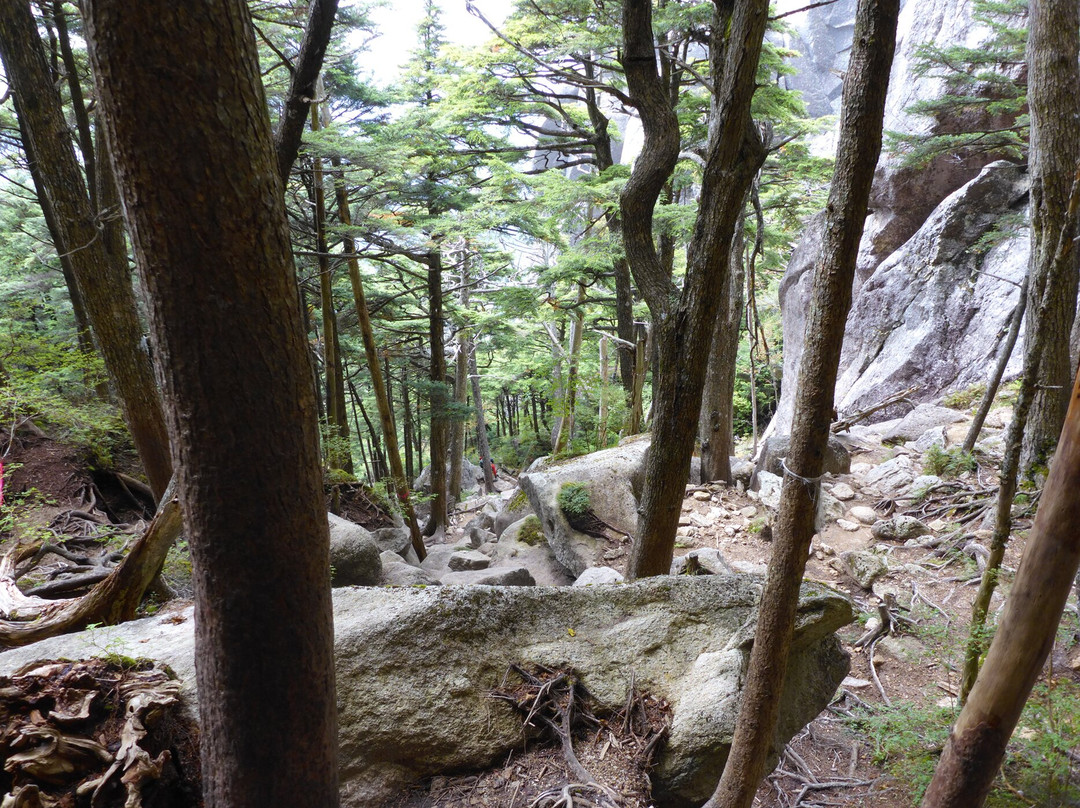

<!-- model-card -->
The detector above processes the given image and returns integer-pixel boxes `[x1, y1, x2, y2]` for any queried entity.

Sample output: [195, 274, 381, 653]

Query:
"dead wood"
[831, 386, 919, 433]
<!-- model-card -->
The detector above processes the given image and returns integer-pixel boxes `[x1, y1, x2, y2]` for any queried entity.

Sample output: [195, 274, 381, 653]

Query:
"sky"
[356, 0, 507, 86]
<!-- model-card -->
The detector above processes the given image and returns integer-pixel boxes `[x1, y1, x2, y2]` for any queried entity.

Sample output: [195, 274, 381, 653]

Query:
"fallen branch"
[831, 386, 919, 433]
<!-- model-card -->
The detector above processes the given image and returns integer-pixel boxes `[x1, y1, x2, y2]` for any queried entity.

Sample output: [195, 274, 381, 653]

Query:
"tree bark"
[448, 250, 471, 501]
[704, 1, 899, 805]
[698, 212, 746, 484]
[425, 251, 450, 535]
[922, 372, 1080, 807]
[623, 0, 768, 579]
[335, 165, 425, 559]
[469, 347, 495, 494]
[1019, 0, 1080, 475]
[0, 0, 173, 499]
[273, 0, 340, 182]
[85, 2, 339, 806]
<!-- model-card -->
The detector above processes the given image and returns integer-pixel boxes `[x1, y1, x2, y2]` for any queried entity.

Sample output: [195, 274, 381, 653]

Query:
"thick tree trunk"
[705, 2, 898, 805]
[0, 0, 173, 499]
[425, 252, 449, 536]
[85, 3, 339, 806]
[698, 214, 746, 484]
[553, 285, 586, 454]
[623, 0, 768, 579]
[1019, 0, 1080, 475]
[923, 371, 1080, 807]
[448, 253, 471, 502]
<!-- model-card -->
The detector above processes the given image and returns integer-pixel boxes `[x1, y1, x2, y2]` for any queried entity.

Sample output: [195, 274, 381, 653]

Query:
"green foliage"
[557, 481, 591, 520]
[888, 0, 1028, 167]
[924, 446, 977, 478]
[943, 383, 988, 411]
[848, 682, 1080, 807]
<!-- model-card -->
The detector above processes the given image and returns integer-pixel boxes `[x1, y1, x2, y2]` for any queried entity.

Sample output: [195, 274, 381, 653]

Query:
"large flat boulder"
[518, 436, 649, 576]
[0, 577, 852, 808]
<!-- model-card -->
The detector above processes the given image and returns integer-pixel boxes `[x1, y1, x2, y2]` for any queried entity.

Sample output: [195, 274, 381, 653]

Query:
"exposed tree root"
[0, 478, 181, 648]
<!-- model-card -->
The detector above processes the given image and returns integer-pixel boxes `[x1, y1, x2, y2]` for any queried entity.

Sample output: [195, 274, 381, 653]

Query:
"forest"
[0, 0, 1078, 807]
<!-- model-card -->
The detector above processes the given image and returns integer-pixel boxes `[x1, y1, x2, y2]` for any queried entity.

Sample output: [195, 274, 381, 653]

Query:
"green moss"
[508, 488, 529, 513]
[942, 383, 986, 411]
[517, 515, 544, 546]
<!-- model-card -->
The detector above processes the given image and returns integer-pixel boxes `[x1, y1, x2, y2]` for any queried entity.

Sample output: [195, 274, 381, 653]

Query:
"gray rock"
[493, 517, 575, 587]
[830, 482, 856, 501]
[518, 436, 649, 576]
[0, 577, 852, 807]
[883, 404, 967, 444]
[328, 513, 382, 587]
[729, 457, 755, 486]
[448, 550, 492, 571]
[837, 519, 861, 532]
[872, 515, 931, 542]
[414, 457, 483, 495]
[849, 505, 880, 525]
[440, 565, 536, 586]
[757, 471, 783, 510]
[912, 426, 948, 453]
[757, 435, 851, 479]
[840, 550, 889, 588]
[905, 474, 944, 500]
[572, 566, 625, 586]
[372, 525, 416, 562]
[493, 488, 534, 538]
[419, 544, 470, 576]
[380, 558, 442, 587]
[816, 491, 844, 529]
[771, 161, 1029, 437]
[863, 455, 918, 495]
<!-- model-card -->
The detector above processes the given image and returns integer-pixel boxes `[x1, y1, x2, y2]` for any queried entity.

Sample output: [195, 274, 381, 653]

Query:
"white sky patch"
[356, 0, 507, 86]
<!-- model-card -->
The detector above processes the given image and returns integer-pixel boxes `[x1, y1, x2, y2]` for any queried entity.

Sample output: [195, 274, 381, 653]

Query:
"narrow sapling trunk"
[469, 348, 496, 494]
[425, 252, 450, 536]
[923, 369, 1080, 806]
[705, 2, 899, 806]
[85, 2, 339, 805]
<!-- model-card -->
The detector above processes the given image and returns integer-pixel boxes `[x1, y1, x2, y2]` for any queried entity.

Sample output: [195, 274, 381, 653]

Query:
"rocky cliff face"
[769, 0, 1030, 435]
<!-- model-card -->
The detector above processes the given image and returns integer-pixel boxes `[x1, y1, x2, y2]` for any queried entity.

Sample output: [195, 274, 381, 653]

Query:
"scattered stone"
[440, 565, 536, 586]
[840, 550, 889, 588]
[739, 506, 758, 518]
[492, 517, 575, 587]
[928, 518, 948, 532]
[572, 567, 624, 586]
[911, 426, 947, 453]
[380, 558, 442, 587]
[872, 515, 931, 542]
[863, 455, 918, 495]
[841, 676, 872, 689]
[328, 513, 382, 587]
[884, 404, 967, 444]
[816, 543, 835, 556]
[729, 560, 768, 575]
[904, 474, 943, 500]
[493, 488, 533, 538]
[850, 462, 875, 475]
[693, 490, 712, 501]
[758, 471, 783, 510]
[448, 550, 491, 571]
[729, 458, 755, 486]
[816, 491, 844, 529]
[837, 519, 861, 532]
[850, 505, 879, 525]
[830, 482, 856, 501]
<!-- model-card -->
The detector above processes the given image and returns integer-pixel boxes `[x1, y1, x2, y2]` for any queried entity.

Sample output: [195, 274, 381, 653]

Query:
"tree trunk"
[698, 212, 746, 484]
[310, 100, 351, 472]
[0, 0, 173, 499]
[425, 251, 449, 536]
[336, 168, 425, 559]
[704, 2, 898, 805]
[628, 323, 648, 436]
[598, 335, 610, 448]
[469, 347, 495, 494]
[553, 285, 585, 454]
[922, 372, 1080, 807]
[84, 2, 339, 806]
[623, 0, 768, 579]
[1019, 0, 1080, 476]
[449, 251, 471, 502]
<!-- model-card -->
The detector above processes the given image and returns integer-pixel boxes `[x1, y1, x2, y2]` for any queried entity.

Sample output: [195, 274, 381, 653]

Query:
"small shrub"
[943, 383, 986, 411]
[557, 482, 591, 520]
[924, 445, 976, 478]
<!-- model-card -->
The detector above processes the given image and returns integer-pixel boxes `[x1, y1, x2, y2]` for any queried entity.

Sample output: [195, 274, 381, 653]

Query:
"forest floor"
[2, 413, 1080, 808]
